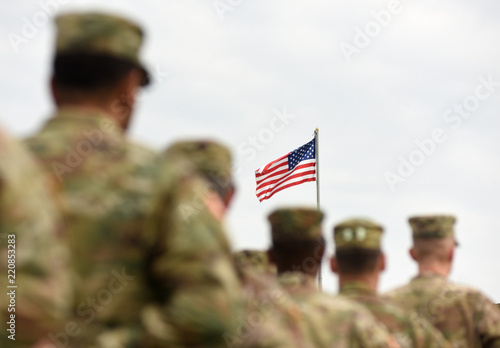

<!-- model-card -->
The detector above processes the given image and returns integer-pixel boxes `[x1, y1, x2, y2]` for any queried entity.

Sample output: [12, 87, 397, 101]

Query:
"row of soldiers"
[0, 10, 500, 348]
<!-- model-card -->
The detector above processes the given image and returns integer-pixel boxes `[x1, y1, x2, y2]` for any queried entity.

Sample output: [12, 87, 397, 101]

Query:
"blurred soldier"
[26, 13, 243, 348]
[384, 215, 500, 347]
[151, 140, 294, 348]
[267, 207, 402, 348]
[331, 218, 449, 348]
[162, 140, 235, 246]
[0, 128, 71, 348]
[233, 249, 277, 280]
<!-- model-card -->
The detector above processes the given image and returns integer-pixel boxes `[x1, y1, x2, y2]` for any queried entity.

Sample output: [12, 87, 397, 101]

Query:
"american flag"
[255, 137, 317, 202]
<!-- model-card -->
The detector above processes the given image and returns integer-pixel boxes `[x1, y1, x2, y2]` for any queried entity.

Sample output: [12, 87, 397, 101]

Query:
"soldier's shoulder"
[384, 282, 413, 298]
[311, 292, 378, 320]
[126, 140, 160, 165]
[449, 281, 498, 309]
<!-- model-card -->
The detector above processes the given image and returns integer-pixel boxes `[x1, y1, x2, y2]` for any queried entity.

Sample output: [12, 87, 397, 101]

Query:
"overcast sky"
[1, 0, 500, 300]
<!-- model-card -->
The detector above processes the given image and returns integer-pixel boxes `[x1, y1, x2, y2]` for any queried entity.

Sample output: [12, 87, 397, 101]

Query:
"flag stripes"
[255, 137, 316, 202]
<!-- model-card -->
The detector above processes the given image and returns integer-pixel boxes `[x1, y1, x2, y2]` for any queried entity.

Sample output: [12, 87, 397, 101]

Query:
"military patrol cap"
[54, 12, 150, 85]
[409, 215, 458, 244]
[334, 218, 383, 251]
[165, 140, 232, 187]
[268, 207, 324, 243]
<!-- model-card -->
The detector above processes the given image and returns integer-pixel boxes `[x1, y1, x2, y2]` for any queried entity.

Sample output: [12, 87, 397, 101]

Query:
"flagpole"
[315, 128, 322, 291]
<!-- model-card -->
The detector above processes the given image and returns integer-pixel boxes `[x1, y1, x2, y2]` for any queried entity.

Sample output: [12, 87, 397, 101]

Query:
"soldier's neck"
[338, 272, 379, 292]
[417, 262, 450, 278]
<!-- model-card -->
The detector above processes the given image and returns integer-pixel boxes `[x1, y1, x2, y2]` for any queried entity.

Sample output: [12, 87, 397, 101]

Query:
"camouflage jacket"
[384, 273, 500, 348]
[26, 107, 243, 348]
[140, 157, 244, 348]
[278, 272, 401, 348]
[0, 128, 71, 348]
[340, 282, 449, 348]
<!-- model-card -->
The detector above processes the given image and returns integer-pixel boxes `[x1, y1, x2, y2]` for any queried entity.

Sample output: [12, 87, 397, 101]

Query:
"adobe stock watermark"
[178, 107, 296, 222]
[7, 0, 71, 53]
[213, 0, 247, 21]
[236, 107, 296, 165]
[339, 0, 405, 64]
[47, 267, 135, 348]
[384, 75, 499, 192]
[50, 64, 170, 182]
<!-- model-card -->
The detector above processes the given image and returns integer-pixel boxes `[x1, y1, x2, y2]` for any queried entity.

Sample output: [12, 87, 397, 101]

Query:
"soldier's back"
[26, 108, 161, 345]
[341, 282, 449, 348]
[0, 127, 71, 347]
[278, 272, 399, 348]
[385, 274, 500, 348]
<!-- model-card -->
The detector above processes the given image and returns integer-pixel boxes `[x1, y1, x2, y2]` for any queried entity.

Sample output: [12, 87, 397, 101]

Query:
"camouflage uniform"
[0, 128, 71, 348]
[233, 249, 277, 279]
[142, 156, 244, 348]
[340, 282, 449, 348]
[333, 219, 449, 348]
[270, 208, 401, 348]
[385, 215, 500, 348]
[150, 141, 294, 348]
[26, 14, 243, 348]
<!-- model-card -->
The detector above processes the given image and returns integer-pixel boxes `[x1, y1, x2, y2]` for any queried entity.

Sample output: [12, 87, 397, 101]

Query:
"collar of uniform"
[340, 281, 376, 296]
[278, 271, 316, 290]
[413, 273, 447, 282]
[47, 106, 123, 140]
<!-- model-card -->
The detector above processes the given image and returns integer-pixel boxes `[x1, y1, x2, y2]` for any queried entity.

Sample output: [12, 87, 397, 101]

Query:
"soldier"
[267, 207, 402, 348]
[384, 215, 500, 347]
[233, 249, 277, 279]
[154, 140, 295, 348]
[0, 128, 71, 348]
[162, 140, 235, 248]
[331, 218, 449, 348]
[26, 13, 243, 347]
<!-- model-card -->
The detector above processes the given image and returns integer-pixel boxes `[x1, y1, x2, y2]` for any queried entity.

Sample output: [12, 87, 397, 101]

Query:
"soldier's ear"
[330, 256, 339, 274]
[223, 186, 235, 208]
[379, 253, 386, 272]
[448, 246, 454, 263]
[409, 247, 417, 261]
[50, 76, 61, 106]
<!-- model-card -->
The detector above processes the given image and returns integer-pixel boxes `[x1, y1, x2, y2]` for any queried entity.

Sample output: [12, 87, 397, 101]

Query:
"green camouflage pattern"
[55, 12, 149, 80]
[226, 269, 311, 348]
[0, 128, 71, 348]
[140, 155, 244, 348]
[164, 140, 233, 190]
[233, 249, 277, 277]
[409, 215, 456, 241]
[268, 208, 324, 243]
[340, 282, 450, 348]
[278, 272, 402, 348]
[385, 274, 500, 348]
[25, 107, 243, 347]
[334, 218, 383, 250]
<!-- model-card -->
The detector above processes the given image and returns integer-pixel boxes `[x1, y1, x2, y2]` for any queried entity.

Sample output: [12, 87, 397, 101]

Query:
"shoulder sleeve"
[472, 290, 500, 348]
[0, 131, 72, 345]
[351, 304, 401, 348]
[144, 157, 244, 347]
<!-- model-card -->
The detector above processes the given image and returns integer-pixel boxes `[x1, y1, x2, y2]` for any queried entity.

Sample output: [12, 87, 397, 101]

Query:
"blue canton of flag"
[255, 136, 317, 202]
[289, 139, 315, 170]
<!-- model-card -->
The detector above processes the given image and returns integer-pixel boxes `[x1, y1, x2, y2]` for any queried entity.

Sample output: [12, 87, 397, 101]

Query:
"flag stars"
[288, 139, 316, 170]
